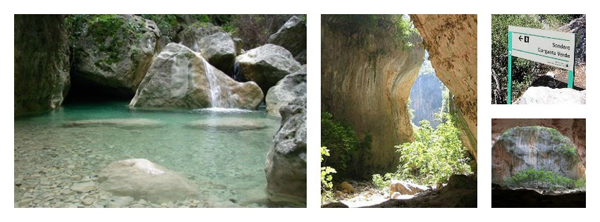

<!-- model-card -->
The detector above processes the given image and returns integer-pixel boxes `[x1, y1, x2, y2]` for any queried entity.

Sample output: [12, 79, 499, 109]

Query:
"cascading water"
[201, 57, 234, 108]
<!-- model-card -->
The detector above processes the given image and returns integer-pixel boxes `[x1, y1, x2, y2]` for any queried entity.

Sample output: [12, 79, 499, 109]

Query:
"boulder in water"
[236, 44, 301, 93]
[198, 32, 237, 74]
[70, 15, 160, 95]
[129, 43, 263, 110]
[265, 65, 307, 117]
[265, 97, 307, 206]
[515, 87, 586, 104]
[98, 158, 200, 204]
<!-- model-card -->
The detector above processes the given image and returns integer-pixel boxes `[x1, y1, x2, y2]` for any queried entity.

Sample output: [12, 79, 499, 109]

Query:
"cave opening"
[63, 71, 135, 105]
[408, 51, 447, 128]
[491, 125, 586, 208]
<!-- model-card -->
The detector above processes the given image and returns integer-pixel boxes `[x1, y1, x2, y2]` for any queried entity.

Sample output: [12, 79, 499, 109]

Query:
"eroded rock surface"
[321, 16, 424, 174]
[265, 65, 307, 117]
[492, 126, 585, 185]
[492, 119, 586, 167]
[130, 43, 263, 110]
[265, 97, 307, 206]
[411, 14, 478, 160]
[14, 15, 70, 116]
[98, 159, 200, 204]
[237, 44, 301, 93]
[71, 15, 160, 95]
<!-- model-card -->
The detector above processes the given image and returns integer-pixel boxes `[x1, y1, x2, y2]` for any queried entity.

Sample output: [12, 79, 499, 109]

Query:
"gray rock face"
[130, 43, 263, 110]
[268, 16, 307, 64]
[265, 97, 307, 206]
[14, 15, 70, 117]
[98, 159, 200, 204]
[515, 87, 586, 104]
[492, 126, 586, 185]
[559, 15, 586, 64]
[198, 32, 237, 73]
[237, 44, 302, 93]
[71, 15, 160, 94]
[177, 22, 224, 51]
[265, 65, 307, 117]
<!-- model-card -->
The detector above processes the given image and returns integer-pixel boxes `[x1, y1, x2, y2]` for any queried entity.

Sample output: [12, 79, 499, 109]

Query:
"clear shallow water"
[14, 101, 280, 208]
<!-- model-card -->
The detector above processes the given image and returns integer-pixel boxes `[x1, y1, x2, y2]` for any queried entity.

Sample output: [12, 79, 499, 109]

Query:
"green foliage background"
[321, 112, 372, 180]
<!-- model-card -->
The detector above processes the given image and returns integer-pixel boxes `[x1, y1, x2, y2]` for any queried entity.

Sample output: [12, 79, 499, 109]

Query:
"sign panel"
[509, 26, 575, 71]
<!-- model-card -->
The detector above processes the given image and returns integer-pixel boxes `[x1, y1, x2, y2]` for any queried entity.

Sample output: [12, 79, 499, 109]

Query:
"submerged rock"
[265, 97, 307, 206]
[62, 118, 163, 129]
[98, 158, 200, 204]
[515, 87, 586, 104]
[185, 117, 268, 131]
[268, 16, 307, 64]
[14, 15, 70, 116]
[71, 15, 160, 95]
[130, 43, 263, 110]
[236, 44, 301, 93]
[265, 65, 307, 117]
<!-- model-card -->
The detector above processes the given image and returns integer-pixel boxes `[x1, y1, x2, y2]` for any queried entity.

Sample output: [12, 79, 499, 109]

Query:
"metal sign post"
[507, 26, 576, 104]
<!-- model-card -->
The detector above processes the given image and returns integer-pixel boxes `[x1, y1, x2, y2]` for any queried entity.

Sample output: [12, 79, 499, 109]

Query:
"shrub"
[506, 169, 585, 190]
[321, 146, 336, 204]
[321, 112, 372, 180]
[394, 112, 472, 185]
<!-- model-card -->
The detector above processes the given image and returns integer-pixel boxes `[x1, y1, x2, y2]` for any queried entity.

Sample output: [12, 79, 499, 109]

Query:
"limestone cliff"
[321, 16, 425, 173]
[492, 119, 586, 167]
[411, 14, 478, 160]
[14, 15, 70, 117]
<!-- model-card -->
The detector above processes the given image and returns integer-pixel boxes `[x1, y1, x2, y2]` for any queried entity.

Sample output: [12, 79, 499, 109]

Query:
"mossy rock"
[69, 14, 161, 95]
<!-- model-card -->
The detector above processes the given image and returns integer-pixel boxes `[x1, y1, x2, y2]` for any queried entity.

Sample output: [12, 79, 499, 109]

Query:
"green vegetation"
[394, 113, 472, 185]
[321, 147, 336, 204]
[506, 169, 585, 190]
[491, 14, 582, 104]
[321, 112, 372, 180]
[323, 14, 419, 49]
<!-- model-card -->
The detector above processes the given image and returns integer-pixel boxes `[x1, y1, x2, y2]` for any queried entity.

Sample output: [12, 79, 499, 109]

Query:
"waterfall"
[202, 58, 233, 108]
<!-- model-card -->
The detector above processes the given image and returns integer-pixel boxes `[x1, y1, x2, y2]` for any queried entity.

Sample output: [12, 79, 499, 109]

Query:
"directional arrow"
[519, 35, 523, 42]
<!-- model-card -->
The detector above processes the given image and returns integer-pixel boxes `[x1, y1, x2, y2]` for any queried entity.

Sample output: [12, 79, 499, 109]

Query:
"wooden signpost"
[507, 26, 576, 104]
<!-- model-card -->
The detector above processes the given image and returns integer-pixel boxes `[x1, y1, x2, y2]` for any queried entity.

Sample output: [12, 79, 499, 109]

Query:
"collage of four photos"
[14, 13, 586, 209]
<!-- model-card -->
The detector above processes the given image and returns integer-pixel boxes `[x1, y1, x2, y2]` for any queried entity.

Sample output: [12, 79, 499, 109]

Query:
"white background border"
[4, 0, 596, 221]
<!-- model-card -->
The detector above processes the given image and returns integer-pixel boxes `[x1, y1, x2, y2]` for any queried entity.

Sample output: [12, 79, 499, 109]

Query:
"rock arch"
[321, 15, 477, 174]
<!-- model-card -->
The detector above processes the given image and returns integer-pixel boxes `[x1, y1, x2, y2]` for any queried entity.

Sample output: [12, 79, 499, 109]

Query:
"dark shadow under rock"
[492, 184, 585, 208]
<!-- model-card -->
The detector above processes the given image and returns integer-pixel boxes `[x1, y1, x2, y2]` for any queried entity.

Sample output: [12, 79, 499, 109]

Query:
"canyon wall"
[411, 14, 478, 160]
[14, 15, 70, 117]
[321, 16, 425, 173]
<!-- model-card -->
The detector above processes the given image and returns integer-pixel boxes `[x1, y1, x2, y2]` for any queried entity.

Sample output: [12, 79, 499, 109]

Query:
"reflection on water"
[14, 101, 280, 208]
